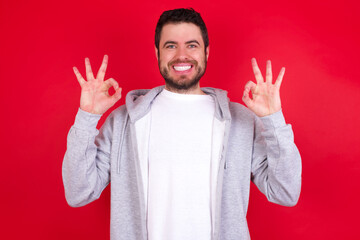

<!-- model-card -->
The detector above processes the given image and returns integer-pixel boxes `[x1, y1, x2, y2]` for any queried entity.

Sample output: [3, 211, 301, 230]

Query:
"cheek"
[159, 50, 174, 59]
[192, 51, 205, 61]
[159, 55, 172, 67]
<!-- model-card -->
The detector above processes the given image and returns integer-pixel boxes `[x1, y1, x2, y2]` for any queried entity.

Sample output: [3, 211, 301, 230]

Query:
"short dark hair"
[155, 8, 209, 51]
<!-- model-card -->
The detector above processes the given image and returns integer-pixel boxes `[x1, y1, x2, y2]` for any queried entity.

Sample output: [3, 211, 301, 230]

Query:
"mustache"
[168, 59, 198, 67]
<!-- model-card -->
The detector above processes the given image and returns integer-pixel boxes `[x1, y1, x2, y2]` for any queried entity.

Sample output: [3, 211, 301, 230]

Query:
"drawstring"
[223, 119, 231, 170]
[117, 113, 129, 174]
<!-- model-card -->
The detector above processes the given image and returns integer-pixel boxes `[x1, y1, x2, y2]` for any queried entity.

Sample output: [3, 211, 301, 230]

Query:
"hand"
[242, 58, 285, 117]
[73, 55, 122, 115]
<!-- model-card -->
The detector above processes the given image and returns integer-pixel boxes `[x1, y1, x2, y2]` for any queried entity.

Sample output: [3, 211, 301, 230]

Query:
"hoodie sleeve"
[62, 108, 113, 207]
[251, 110, 302, 207]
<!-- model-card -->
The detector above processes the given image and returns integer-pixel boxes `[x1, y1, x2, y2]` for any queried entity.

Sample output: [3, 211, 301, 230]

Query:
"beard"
[158, 58, 207, 91]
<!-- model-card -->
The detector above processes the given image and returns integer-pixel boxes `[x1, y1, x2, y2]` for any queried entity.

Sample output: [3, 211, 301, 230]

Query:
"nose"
[174, 45, 189, 61]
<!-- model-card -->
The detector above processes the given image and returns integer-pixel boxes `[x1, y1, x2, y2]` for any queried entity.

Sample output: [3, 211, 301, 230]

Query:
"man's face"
[156, 22, 209, 92]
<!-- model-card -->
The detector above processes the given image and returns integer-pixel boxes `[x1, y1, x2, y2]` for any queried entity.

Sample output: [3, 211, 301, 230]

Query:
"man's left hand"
[242, 58, 285, 117]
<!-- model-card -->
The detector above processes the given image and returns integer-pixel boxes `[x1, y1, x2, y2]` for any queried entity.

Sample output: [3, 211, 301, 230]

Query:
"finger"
[266, 60, 272, 84]
[73, 66, 86, 86]
[111, 87, 122, 102]
[242, 87, 254, 109]
[103, 78, 120, 92]
[244, 80, 257, 94]
[96, 54, 108, 81]
[242, 81, 256, 107]
[85, 57, 95, 81]
[275, 67, 285, 89]
[251, 58, 264, 83]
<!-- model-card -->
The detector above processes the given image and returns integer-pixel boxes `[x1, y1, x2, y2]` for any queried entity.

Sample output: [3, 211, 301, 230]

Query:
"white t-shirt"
[147, 89, 216, 240]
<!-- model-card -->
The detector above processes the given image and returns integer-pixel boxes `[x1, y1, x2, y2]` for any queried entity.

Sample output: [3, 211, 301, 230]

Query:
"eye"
[188, 44, 198, 48]
[165, 44, 176, 49]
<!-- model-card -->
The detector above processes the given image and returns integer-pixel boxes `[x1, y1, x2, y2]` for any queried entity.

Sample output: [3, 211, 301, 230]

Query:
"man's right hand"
[73, 55, 122, 115]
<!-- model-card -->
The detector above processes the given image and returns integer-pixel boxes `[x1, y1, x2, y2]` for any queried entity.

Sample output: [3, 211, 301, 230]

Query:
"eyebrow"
[185, 40, 200, 45]
[163, 41, 177, 48]
[162, 40, 201, 48]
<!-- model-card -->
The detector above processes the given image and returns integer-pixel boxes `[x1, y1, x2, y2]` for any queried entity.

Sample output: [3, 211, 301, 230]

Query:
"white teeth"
[173, 65, 191, 71]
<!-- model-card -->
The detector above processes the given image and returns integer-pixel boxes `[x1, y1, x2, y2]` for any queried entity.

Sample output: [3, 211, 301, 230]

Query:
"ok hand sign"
[242, 58, 285, 117]
[73, 55, 122, 115]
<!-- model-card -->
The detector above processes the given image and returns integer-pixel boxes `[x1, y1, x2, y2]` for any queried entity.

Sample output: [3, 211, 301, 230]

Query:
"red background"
[1, 0, 359, 239]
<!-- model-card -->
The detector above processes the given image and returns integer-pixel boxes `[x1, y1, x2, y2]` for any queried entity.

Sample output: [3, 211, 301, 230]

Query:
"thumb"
[111, 87, 122, 102]
[242, 86, 254, 109]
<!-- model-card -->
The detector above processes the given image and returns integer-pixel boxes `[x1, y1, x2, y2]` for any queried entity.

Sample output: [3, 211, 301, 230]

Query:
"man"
[62, 8, 302, 240]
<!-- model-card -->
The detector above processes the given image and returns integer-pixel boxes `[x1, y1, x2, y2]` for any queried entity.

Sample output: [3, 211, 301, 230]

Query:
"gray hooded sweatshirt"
[62, 86, 302, 240]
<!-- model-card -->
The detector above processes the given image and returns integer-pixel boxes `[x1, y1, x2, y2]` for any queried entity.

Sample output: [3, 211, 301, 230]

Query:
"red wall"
[1, 0, 359, 239]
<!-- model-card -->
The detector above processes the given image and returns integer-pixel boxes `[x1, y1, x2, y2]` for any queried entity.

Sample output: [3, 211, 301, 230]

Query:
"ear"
[155, 46, 159, 61]
[205, 45, 210, 61]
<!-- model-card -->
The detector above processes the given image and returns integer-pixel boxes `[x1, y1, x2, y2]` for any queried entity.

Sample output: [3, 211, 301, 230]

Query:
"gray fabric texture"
[62, 85, 302, 240]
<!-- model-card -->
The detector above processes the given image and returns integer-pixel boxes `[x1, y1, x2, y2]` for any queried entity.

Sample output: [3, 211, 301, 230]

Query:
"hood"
[125, 85, 232, 123]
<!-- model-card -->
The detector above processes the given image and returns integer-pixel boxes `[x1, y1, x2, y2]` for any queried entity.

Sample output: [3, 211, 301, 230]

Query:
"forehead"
[160, 22, 203, 45]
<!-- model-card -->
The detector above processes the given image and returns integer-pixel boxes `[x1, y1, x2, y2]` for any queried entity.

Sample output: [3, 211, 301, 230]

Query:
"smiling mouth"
[173, 65, 192, 71]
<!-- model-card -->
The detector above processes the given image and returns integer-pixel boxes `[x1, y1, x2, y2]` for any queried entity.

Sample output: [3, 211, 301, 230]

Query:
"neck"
[164, 84, 206, 95]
